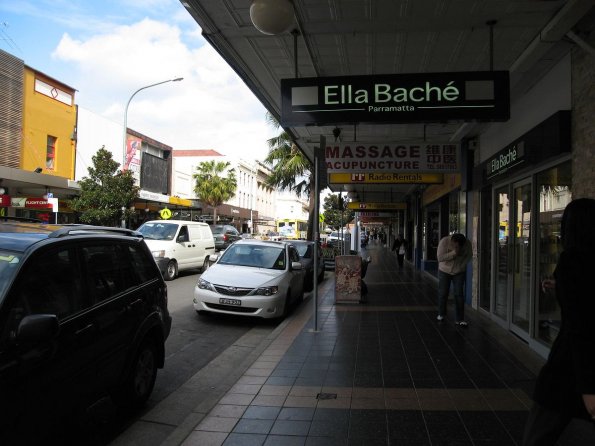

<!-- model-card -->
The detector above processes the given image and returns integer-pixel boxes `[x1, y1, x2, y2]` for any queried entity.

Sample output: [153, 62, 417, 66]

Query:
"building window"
[46, 135, 57, 170]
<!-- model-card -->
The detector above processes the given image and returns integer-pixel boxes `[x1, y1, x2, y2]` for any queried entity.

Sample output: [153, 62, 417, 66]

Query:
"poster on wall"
[124, 137, 142, 185]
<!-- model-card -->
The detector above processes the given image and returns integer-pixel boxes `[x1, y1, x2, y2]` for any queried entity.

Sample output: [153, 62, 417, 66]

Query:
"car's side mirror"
[291, 261, 302, 271]
[17, 314, 59, 343]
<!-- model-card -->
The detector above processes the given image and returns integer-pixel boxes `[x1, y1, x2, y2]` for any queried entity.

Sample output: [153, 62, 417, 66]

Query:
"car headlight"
[254, 286, 278, 296]
[152, 250, 165, 258]
[198, 278, 215, 291]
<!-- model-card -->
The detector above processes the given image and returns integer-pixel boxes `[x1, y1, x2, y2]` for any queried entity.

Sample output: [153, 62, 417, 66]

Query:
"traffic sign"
[159, 208, 172, 219]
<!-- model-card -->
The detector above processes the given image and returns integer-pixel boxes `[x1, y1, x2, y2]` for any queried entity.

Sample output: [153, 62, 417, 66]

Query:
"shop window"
[448, 191, 466, 234]
[46, 135, 57, 170]
[536, 161, 572, 345]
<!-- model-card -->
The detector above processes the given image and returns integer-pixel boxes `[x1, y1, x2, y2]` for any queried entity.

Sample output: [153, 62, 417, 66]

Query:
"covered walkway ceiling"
[180, 0, 594, 204]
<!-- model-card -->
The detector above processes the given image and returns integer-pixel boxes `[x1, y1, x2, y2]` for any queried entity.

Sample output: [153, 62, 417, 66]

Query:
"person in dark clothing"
[391, 234, 408, 268]
[522, 198, 595, 445]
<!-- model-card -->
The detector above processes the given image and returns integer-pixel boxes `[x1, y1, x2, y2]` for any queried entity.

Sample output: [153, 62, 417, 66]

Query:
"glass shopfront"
[474, 112, 571, 353]
[535, 162, 572, 345]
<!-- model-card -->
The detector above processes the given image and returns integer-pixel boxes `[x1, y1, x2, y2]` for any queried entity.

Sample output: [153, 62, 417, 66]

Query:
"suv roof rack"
[48, 225, 143, 239]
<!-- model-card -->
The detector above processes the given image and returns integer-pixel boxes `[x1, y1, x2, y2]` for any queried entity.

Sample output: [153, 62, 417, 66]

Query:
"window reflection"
[536, 162, 572, 345]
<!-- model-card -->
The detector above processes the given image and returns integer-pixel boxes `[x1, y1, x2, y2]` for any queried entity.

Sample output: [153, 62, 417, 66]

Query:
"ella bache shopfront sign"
[281, 71, 509, 126]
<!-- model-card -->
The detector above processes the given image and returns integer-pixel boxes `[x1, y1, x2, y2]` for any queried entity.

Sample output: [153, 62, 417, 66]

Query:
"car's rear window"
[137, 222, 178, 240]
[294, 244, 312, 258]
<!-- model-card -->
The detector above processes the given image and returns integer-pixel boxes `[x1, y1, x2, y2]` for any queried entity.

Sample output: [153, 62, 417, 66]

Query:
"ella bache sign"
[281, 71, 509, 126]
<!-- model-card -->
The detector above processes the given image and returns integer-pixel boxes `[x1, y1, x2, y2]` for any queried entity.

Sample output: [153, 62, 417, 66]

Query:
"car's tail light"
[223, 234, 228, 241]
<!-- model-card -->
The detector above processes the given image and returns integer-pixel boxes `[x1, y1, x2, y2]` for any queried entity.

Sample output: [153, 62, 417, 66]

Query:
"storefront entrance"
[483, 160, 571, 354]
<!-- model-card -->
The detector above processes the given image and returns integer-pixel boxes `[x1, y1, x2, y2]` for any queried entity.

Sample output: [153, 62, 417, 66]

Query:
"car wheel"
[112, 337, 158, 411]
[201, 257, 210, 273]
[164, 260, 178, 281]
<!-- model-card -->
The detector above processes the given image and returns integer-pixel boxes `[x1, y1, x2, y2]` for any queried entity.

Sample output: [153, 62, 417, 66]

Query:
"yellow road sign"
[159, 208, 172, 220]
[329, 172, 444, 184]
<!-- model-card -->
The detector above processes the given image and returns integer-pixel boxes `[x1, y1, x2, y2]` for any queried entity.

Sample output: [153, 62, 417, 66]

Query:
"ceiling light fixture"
[250, 0, 295, 35]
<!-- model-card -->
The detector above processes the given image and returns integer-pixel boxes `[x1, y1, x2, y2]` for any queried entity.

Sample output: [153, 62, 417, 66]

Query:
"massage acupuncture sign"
[326, 142, 459, 185]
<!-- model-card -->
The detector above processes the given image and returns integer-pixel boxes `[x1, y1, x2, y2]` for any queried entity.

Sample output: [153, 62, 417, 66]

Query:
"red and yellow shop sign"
[11, 197, 53, 209]
[330, 172, 443, 184]
[347, 202, 406, 211]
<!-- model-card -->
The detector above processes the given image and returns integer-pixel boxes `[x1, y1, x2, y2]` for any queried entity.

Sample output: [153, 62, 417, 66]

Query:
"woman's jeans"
[438, 270, 466, 321]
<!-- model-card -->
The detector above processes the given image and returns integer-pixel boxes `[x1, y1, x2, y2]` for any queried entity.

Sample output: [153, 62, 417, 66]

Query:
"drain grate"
[316, 392, 338, 400]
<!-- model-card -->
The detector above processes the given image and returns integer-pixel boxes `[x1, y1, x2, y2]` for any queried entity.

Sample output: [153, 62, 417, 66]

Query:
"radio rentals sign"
[326, 142, 460, 174]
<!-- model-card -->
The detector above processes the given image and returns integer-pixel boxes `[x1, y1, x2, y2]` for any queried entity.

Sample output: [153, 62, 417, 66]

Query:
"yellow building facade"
[21, 67, 77, 180]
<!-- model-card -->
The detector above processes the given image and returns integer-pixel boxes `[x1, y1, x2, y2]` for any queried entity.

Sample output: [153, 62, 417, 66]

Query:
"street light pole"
[122, 77, 183, 168]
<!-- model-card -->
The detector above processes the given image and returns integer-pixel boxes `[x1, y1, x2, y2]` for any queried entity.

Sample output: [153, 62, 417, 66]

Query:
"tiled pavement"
[177, 241, 594, 446]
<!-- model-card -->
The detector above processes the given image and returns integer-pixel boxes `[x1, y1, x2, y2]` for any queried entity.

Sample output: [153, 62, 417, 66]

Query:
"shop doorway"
[492, 180, 533, 341]
[494, 186, 510, 322]
[510, 180, 532, 339]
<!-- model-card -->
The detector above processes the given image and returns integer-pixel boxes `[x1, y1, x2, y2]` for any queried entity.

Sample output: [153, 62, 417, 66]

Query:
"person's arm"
[436, 237, 456, 262]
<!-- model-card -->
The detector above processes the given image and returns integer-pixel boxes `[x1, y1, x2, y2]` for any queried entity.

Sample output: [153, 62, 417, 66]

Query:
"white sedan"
[193, 239, 305, 319]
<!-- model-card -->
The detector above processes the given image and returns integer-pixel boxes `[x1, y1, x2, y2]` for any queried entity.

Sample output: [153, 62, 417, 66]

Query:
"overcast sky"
[0, 0, 278, 162]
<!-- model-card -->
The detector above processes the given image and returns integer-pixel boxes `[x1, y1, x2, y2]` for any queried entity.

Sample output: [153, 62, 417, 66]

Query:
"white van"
[136, 220, 215, 280]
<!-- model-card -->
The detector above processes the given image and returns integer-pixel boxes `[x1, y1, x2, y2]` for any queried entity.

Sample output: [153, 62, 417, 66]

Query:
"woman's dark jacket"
[533, 248, 595, 419]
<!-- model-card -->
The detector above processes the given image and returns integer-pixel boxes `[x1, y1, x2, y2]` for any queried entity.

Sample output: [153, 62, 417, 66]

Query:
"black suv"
[0, 221, 172, 443]
[210, 224, 242, 251]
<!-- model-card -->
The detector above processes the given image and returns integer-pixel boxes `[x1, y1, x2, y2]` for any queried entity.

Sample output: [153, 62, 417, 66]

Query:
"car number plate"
[219, 298, 241, 306]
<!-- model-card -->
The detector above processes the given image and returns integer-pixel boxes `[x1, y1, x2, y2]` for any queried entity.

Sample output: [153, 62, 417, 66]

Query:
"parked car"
[0, 220, 171, 444]
[210, 224, 242, 251]
[290, 240, 325, 291]
[193, 239, 304, 319]
[137, 220, 215, 280]
[326, 231, 345, 246]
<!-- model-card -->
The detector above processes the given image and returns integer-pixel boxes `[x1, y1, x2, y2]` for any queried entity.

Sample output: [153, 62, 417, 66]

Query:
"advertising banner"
[281, 71, 510, 126]
[329, 172, 443, 184]
[326, 142, 459, 173]
[124, 136, 142, 184]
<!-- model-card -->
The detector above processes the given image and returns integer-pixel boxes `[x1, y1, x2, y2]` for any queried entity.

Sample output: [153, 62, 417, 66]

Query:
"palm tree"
[264, 112, 315, 239]
[193, 160, 237, 224]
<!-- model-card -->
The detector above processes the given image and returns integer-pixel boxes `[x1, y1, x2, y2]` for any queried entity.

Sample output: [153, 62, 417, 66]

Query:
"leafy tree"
[322, 193, 354, 230]
[193, 160, 237, 223]
[264, 112, 316, 239]
[70, 146, 139, 226]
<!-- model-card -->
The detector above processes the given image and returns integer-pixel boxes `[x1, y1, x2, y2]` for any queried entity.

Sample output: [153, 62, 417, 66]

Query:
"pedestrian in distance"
[392, 234, 408, 268]
[436, 233, 472, 326]
[522, 198, 595, 446]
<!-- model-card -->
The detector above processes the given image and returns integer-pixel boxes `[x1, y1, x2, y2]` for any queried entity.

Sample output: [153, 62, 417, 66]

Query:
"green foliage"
[322, 193, 355, 230]
[193, 160, 237, 222]
[264, 112, 315, 238]
[70, 147, 140, 226]
[264, 113, 312, 197]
